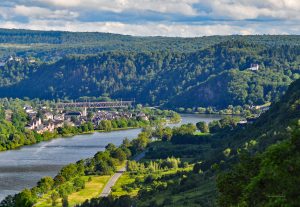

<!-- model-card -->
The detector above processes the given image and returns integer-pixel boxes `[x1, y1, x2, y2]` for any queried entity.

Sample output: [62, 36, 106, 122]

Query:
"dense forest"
[1, 29, 299, 61]
[0, 29, 228, 61]
[0, 37, 299, 108]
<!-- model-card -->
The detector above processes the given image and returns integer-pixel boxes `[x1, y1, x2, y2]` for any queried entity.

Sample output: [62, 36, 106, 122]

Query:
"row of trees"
[96, 118, 147, 132]
[151, 116, 240, 145]
[176, 104, 260, 117]
[127, 157, 185, 173]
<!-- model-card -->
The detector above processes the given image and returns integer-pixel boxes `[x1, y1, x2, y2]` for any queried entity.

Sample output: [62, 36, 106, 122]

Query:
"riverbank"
[0, 126, 141, 152]
[0, 118, 181, 153]
[59, 126, 141, 138]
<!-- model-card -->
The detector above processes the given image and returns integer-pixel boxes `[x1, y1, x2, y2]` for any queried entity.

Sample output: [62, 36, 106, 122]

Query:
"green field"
[193, 132, 210, 136]
[35, 175, 110, 207]
[111, 165, 193, 197]
[111, 173, 141, 197]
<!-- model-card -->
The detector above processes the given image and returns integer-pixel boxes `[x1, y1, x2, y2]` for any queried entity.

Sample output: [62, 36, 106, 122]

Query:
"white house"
[44, 112, 54, 121]
[248, 64, 259, 71]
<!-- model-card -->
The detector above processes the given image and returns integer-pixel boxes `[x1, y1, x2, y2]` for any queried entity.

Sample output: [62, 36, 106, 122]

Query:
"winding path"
[99, 151, 147, 197]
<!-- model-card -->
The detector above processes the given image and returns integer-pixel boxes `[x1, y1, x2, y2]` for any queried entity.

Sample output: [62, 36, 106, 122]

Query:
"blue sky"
[0, 0, 299, 37]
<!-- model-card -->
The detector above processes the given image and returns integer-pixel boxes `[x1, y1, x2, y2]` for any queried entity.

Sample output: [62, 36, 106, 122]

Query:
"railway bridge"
[57, 101, 133, 109]
[56, 101, 133, 116]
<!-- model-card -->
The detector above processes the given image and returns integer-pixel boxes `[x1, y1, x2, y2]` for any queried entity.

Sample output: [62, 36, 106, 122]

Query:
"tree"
[173, 123, 197, 136]
[73, 177, 85, 190]
[170, 113, 181, 123]
[196, 121, 209, 133]
[37, 176, 54, 193]
[51, 191, 59, 207]
[105, 143, 116, 152]
[115, 195, 134, 207]
[0, 195, 16, 207]
[131, 132, 150, 152]
[98, 120, 112, 131]
[54, 175, 66, 187]
[60, 164, 78, 181]
[15, 189, 35, 207]
[162, 127, 173, 141]
[62, 196, 69, 207]
[111, 148, 127, 162]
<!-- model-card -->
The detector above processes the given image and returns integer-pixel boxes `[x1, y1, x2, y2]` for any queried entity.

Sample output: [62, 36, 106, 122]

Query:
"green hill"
[0, 39, 299, 109]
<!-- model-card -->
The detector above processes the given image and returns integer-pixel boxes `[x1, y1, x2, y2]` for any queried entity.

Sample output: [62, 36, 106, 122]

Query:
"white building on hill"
[248, 64, 259, 71]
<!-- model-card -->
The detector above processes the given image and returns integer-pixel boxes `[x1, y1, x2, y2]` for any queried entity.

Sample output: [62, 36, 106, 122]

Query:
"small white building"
[44, 112, 54, 121]
[25, 118, 42, 130]
[24, 105, 34, 113]
[8, 56, 14, 62]
[54, 114, 64, 121]
[137, 113, 149, 121]
[29, 59, 36, 63]
[248, 64, 259, 71]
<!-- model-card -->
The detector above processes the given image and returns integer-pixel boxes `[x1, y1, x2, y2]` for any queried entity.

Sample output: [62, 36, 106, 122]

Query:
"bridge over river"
[56, 101, 133, 109]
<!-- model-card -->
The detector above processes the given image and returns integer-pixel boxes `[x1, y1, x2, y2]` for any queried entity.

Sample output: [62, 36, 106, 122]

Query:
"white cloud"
[14, 5, 79, 20]
[0, 0, 300, 36]
[39, 0, 199, 16]
[0, 19, 296, 37]
[202, 0, 300, 20]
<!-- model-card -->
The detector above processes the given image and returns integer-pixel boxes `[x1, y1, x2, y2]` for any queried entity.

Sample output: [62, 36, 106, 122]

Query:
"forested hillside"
[216, 79, 300, 206]
[1, 29, 300, 61]
[58, 76, 300, 207]
[0, 29, 228, 61]
[0, 38, 299, 108]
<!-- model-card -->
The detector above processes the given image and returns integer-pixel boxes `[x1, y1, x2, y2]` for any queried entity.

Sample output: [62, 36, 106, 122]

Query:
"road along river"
[0, 113, 222, 201]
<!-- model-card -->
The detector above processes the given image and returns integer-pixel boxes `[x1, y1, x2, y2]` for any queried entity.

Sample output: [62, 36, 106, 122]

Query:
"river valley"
[0, 114, 222, 201]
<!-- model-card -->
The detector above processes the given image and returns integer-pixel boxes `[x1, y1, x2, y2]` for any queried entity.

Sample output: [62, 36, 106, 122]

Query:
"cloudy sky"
[0, 0, 299, 37]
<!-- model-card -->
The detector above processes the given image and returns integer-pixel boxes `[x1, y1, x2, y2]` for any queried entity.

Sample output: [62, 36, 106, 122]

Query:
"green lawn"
[194, 132, 210, 136]
[35, 175, 110, 207]
[111, 173, 141, 197]
[111, 166, 193, 198]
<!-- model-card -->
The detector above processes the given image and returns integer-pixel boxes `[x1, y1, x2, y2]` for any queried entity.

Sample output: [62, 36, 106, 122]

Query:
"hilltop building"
[248, 64, 259, 71]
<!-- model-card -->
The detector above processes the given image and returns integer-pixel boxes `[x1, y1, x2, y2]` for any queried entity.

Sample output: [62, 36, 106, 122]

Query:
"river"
[0, 114, 221, 201]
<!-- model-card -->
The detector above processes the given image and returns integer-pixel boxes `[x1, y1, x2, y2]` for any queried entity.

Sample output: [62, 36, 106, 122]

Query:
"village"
[23, 105, 149, 134]
[0, 55, 36, 67]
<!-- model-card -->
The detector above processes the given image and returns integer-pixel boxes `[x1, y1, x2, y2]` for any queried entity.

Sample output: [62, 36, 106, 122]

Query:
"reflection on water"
[0, 114, 221, 201]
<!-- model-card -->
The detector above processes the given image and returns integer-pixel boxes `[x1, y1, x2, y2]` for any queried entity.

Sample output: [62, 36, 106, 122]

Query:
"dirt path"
[99, 151, 146, 197]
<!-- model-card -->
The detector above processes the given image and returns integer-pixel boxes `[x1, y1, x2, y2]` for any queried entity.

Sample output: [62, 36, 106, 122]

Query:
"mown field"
[35, 175, 110, 207]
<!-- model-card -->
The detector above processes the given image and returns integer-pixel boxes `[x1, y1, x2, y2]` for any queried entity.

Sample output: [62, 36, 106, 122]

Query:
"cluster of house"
[24, 105, 64, 134]
[23, 105, 150, 134]
[0, 56, 36, 67]
[250, 104, 270, 112]
[238, 103, 270, 126]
